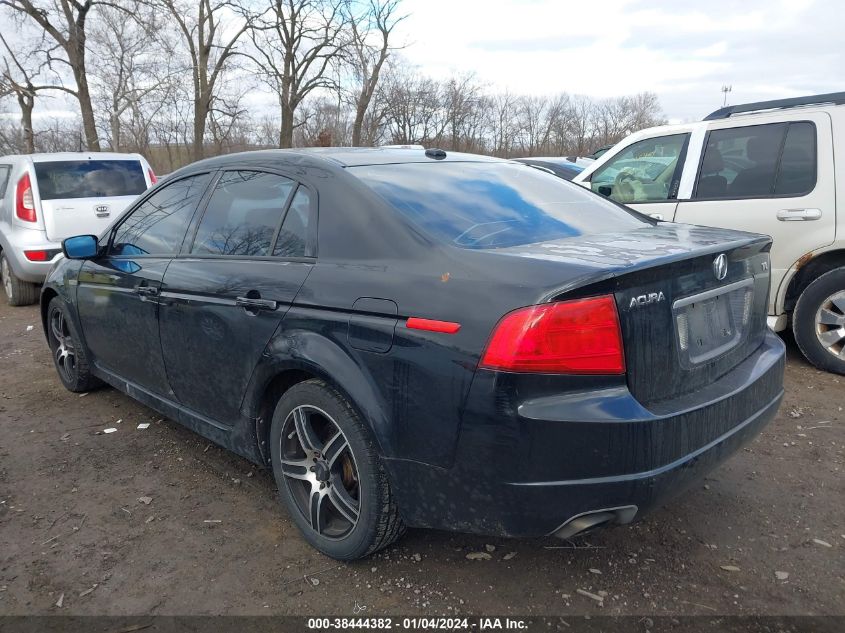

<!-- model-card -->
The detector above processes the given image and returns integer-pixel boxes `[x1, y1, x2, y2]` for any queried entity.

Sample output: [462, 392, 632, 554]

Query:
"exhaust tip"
[551, 505, 638, 540]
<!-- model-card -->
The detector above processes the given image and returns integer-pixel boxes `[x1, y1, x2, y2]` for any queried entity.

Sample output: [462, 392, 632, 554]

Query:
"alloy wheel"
[814, 290, 845, 359]
[280, 405, 361, 539]
[50, 308, 77, 383]
[1, 257, 12, 300]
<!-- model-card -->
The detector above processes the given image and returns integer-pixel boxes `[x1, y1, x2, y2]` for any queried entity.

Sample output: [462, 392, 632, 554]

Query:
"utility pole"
[721, 85, 732, 107]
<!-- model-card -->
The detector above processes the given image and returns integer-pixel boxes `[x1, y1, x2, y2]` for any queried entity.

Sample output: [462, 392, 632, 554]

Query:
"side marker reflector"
[406, 317, 461, 334]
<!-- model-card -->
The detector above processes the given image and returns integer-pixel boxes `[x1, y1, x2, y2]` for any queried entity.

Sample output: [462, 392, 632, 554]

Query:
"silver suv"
[0, 152, 155, 305]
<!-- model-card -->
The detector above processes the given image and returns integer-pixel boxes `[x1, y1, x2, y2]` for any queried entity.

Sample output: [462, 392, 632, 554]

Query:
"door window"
[0, 165, 10, 197]
[192, 170, 295, 256]
[693, 121, 816, 199]
[111, 173, 211, 256]
[273, 186, 313, 258]
[590, 134, 688, 203]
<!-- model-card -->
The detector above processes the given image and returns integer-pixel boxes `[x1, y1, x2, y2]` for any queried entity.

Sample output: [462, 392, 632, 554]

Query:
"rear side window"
[33, 160, 148, 200]
[0, 165, 10, 197]
[694, 122, 816, 199]
[273, 187, 312, 258]
[351, 162, 647, 249]
[112, 173, 211, 256]
[192, 171, 295, 257]
[589, 134, 688, 203]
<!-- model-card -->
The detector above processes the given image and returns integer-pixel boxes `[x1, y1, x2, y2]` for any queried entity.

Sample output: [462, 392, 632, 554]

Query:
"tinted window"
[273, 187, 312, 258]
[34, 160, 148, 200]
[351, 162, 647, 249]
[590, 134, 687, 203]
[0, 165, 10, 197]
[775, 122, 816, 195]
[192, 171, 295, 256]
[112, 174, 211, 256]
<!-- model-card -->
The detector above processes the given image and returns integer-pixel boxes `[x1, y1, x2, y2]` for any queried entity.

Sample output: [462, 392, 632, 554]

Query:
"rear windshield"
[34, 160, 147, 200]
[349, 162, 648, 249]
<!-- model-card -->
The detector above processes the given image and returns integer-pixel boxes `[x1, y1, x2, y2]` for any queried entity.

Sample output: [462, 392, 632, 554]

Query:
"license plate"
[674, 278, 754, 367]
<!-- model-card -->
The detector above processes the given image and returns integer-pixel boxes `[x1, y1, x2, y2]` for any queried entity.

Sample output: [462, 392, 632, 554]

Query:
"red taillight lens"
[479, 295, 625, 374]
[24, 250, 49, 261]
[15, 173, 36, 222]
[148, 168, 158, 185]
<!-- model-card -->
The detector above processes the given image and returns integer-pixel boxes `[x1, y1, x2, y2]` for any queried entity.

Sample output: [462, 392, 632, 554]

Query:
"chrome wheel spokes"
[815, 290, 845, 359]
[50, 309, 76, 382]
[280, 405, 360, 539]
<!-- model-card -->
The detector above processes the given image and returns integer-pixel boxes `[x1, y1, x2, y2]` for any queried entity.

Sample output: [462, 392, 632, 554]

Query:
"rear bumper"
[1, 228, 62, 282]
[386, 330, 785, 537]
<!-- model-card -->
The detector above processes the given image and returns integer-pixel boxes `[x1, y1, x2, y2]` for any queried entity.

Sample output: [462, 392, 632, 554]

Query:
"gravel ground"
[0, 300, 842, 617]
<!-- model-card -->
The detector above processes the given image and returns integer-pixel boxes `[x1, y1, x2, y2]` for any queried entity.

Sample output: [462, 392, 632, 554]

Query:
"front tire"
[47, 297, 102, 392]
[793, 267, 845, 375]
[1, 252, 39, 306]
[270, 379, 405, 560]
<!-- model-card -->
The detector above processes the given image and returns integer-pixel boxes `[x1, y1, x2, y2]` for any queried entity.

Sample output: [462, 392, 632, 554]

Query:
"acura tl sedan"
[41, 148, 785, 560]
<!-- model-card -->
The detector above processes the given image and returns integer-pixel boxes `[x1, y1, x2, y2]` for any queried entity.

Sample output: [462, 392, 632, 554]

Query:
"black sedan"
[41, 148, 785, 560]
[514, 156, 585, 180]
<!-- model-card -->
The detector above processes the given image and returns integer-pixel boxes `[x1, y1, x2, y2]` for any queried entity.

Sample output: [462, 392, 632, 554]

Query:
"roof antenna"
[425, 148, 447, 160]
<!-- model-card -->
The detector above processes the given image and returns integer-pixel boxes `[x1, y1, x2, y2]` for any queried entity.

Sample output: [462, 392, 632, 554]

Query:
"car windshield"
[350, 161, 648, 249]
[34, 160, 147, 200]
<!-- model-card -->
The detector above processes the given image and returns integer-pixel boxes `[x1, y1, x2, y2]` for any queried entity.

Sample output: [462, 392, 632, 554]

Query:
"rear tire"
[269, 379, 405, 560]
[1, 252, 39, 306]
[793, 267, 845, 375]
[46, 297, 102, 392]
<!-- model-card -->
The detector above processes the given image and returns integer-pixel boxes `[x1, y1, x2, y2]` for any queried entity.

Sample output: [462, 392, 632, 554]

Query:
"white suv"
[0, 152, 155, 305]
[573, 92, 845, 374]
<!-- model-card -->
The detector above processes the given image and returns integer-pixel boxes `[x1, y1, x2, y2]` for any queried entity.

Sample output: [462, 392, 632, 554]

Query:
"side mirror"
[62, 235, 99, 260]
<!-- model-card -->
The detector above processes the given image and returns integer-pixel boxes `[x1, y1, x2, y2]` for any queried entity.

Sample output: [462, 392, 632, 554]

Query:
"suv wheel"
[1, 252, 39, 306]
[47, 297, 101, 392]
[793, 267, 845, 375]
[269, 379, 405, 560]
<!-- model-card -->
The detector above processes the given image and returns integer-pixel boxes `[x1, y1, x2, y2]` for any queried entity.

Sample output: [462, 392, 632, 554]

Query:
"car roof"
[0, 152, 146, 163]
[178, 147, 506, 173]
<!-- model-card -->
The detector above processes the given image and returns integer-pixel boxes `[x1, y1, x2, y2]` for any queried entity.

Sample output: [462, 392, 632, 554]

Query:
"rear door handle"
[135, 285, 159, 297]
[777, 208, 822, 221]
[235, 296, 277, 311]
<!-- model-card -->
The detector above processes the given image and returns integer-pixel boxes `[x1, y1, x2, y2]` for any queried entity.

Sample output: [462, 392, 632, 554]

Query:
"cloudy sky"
[392, 0, 844, 122]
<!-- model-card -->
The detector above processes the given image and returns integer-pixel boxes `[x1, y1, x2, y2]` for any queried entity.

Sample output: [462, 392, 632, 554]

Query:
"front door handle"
[777, 208, 822, 221]
[235, 296, 278, 311]
[134, 285, 159, 297]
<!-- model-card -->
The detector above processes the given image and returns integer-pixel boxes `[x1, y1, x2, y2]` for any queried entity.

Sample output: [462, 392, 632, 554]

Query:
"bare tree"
[157, 0, 251, 160]
[346, 0, 404, 146]
[0, 0, 112, 150]
[249, 0, 348, 148]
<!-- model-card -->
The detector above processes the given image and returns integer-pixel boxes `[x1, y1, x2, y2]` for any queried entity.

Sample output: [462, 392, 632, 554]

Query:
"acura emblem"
[713, 253, 728, 281]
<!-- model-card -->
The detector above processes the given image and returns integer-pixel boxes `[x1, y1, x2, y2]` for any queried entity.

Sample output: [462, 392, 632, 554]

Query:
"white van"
[574, 92, 845, 374]
[0, 152, 156, 305]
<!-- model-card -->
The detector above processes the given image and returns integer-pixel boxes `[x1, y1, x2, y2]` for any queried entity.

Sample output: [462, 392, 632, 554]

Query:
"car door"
[158, 169, 316, 425]
[584, 132, 690, 220]
[673, 112, 835, 314]
[76, 172, 214, 396]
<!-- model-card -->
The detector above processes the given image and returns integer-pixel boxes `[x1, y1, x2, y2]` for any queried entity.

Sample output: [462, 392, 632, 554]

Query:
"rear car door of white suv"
[673, 111, 835, 316]
[33, 157, 153, 241]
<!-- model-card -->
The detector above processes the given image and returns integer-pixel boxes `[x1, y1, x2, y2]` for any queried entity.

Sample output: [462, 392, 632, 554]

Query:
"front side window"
[34, 160, 148, 200]
[590, 134, 688, 204]
[192, 171, 295, 257]
[351, 162, 647, 249]
[111, 173, 211, 256]
[694, 121, 816, 199]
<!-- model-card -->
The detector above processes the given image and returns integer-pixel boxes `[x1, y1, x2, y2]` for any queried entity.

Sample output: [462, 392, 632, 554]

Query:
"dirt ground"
[0, 299, 842, 618]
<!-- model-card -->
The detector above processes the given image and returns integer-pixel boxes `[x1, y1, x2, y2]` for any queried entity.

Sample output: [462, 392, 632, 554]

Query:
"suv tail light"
[15, 173, 36, 222]
[479, 295, 625, 374]
[148, 168, 158, 185]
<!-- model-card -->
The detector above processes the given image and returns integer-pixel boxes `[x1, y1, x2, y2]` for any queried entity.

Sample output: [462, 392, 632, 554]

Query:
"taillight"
[148, 168, 158, 185]
[15, 173, 36, 222]
[24, 250, 49, 261]
[479, 295, 625, 374]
